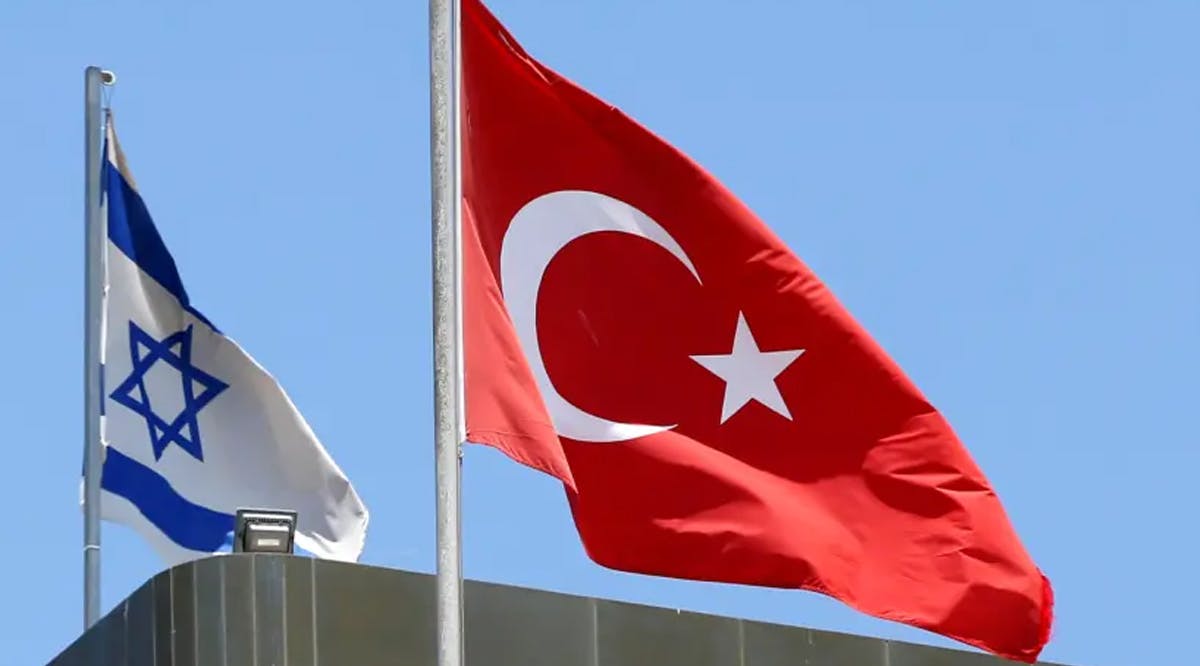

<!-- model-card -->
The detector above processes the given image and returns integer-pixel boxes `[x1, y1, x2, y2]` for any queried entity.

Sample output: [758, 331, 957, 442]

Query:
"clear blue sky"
[2, 1, 1196, 664]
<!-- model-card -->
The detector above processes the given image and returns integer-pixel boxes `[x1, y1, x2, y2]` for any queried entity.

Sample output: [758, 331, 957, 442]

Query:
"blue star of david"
[109, 321, 229, 462]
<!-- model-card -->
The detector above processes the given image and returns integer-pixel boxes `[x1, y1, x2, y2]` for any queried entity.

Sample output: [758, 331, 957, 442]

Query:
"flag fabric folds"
[459, 0, 1052, 661]
[97, 117, 368, 565]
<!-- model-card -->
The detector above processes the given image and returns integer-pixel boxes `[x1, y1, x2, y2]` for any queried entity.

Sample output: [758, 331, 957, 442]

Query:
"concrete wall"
[50, 554, 1065, 666]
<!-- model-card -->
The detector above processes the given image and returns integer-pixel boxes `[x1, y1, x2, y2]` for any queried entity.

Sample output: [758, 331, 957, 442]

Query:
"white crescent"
[500, 190, 703, 443]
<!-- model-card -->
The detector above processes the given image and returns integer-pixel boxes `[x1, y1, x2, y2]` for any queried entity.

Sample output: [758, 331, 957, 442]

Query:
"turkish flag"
[461, 0, 1052, 661]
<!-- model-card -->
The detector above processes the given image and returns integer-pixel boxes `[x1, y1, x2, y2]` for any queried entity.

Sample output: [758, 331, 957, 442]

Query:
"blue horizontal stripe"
[102, 151, 218, 332]
[101, 447, 234, 553]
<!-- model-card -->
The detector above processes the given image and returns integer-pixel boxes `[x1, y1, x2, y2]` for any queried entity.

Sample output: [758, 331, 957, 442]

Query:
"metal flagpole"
[430, 1, 465, 666]
[83, 65, 114, 629]
[83, 65, 114, 628]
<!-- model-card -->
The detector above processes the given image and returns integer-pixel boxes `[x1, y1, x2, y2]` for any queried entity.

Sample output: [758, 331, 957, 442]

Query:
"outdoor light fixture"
[233, 508, 298, 554]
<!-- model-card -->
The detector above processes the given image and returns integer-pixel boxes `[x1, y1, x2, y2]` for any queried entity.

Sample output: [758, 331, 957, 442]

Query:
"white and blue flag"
[97, 117, 368, 564]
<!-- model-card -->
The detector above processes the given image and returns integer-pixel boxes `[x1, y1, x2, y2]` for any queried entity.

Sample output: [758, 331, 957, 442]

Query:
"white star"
[690, 312, 805, 424]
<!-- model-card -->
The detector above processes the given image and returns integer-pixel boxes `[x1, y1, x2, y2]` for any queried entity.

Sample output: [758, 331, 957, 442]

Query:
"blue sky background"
[1, 1, 1197, 664]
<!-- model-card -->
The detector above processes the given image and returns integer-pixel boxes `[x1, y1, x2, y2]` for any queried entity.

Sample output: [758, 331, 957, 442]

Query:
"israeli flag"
[98, 117, 368, 564]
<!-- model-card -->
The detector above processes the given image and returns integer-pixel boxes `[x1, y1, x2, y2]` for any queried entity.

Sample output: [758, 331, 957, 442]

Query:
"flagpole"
[429, 1, 465, 666]
[83, 65, 114, 629]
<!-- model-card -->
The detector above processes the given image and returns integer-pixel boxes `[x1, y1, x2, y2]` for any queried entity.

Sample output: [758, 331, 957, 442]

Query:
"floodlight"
[234, 508, 298, 554]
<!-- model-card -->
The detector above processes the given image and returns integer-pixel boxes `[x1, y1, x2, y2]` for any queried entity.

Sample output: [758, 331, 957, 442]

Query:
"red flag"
[461, 0, 1052, 661]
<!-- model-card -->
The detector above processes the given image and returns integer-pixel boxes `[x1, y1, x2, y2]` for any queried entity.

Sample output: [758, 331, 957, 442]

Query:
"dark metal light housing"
[234, 508, 297, 554]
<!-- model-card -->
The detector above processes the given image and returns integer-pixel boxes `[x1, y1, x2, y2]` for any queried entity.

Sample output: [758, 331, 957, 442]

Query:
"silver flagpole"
[83, 65, 114, 629]
[430, 1, 465, 666]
